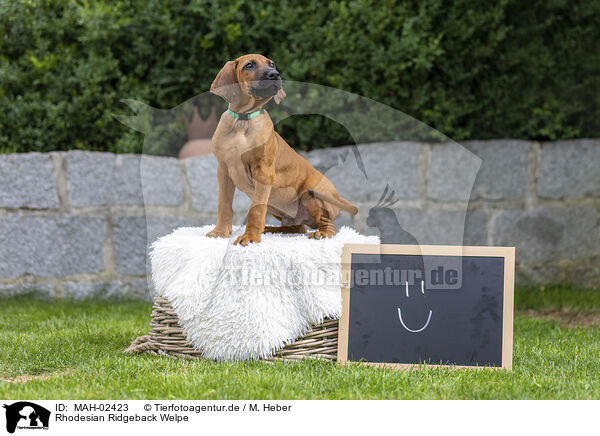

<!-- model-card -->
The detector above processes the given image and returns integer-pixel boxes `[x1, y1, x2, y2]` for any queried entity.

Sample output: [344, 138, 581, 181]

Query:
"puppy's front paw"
[308, 230, 334, 240]
[206, 227, 231, 238]
[234, 233, 261, 246]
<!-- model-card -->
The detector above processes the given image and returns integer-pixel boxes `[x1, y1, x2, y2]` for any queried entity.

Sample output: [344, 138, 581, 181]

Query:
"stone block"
[463, 208, 490, 245]
[112, 215, 211, 276]
[307, 142, 421, 203]
[67, 151, 143, 206]
[354, 205, 487, 246]
[140, 155, 184, 206]
[464, 140, 530, 200]
[537, 140, 600, 198]
[0, 215, 106, 278]
[0, 153, 59, 209]
[427, 143, 482, 201]
[495, 206, 600, 263]
[112, 216, 147, 277]
[68, 152, 186, 207]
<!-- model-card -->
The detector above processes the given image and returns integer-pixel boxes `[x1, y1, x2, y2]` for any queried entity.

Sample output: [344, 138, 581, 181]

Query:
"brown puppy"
[207, 54, 357, 246]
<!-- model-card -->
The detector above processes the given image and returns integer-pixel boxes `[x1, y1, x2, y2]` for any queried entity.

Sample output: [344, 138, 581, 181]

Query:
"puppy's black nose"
[265, 68, 280, 80]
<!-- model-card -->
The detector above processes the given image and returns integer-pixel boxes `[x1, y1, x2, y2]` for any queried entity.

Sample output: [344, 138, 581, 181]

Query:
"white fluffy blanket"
[150, 225, 379, 361]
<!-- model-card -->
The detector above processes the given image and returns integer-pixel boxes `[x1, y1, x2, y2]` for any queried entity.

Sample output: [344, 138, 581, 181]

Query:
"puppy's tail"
[308, 190, 358, 215]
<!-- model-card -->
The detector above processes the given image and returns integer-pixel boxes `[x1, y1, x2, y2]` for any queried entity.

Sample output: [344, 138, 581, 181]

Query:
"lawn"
[1, 285, 599, 400]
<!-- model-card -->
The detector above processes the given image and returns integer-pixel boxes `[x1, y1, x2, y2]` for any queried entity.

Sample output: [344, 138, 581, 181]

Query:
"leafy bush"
[1, 0, 598, 154]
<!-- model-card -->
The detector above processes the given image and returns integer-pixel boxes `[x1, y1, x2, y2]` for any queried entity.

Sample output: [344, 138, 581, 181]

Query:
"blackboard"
[337, 244, 514, 369]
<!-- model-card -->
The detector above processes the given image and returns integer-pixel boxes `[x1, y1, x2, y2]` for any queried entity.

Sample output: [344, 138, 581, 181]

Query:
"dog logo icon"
[3, 402, 50, 433]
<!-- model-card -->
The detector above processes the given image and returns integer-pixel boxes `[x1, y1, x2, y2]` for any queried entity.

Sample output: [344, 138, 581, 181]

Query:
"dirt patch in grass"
[1, 370, 70, 384]
[519, 309, 600, 328]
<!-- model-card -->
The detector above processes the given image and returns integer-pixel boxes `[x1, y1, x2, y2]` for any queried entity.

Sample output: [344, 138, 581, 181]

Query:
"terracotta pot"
[179, 105, 218, 159]
[179, 138, 213, 159]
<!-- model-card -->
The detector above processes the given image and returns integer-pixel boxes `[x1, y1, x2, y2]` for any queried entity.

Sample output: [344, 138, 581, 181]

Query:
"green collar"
[227, 108, 263, 121]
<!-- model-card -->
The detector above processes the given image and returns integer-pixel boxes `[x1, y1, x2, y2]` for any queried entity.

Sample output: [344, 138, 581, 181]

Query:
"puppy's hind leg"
[301, 193, 336, 240]
[307, 216, 336, 240]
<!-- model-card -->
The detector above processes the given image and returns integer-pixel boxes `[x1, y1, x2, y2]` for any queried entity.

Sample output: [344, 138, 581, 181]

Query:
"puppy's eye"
[244, 62, 254, 69]
[268, 61, 275, 68]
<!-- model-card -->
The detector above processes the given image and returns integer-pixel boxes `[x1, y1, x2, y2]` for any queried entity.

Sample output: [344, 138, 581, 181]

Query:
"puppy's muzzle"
[251, 68, 282, 97]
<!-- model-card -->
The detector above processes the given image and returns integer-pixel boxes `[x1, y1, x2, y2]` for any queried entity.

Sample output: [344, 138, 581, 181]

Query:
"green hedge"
[1, 0, 598, 154]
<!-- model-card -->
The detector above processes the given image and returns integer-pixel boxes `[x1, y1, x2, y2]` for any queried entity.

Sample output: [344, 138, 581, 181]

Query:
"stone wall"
[1, 139, 599, 299]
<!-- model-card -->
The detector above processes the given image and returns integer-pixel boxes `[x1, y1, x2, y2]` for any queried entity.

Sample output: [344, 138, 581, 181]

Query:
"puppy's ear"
[274, 87, 286, 104]
[210, 61, 240, 104]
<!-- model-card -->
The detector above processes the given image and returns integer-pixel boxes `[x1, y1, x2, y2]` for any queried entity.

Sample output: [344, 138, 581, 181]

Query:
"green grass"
[1, 286, 599, 400]
[516, 283, 600, 312]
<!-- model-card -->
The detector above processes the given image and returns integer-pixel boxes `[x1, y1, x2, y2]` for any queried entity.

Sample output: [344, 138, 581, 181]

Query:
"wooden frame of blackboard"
[337, 244, 515, 370]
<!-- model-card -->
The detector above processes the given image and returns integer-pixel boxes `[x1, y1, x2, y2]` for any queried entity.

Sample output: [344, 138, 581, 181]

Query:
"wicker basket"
[126, 296, 339, 361]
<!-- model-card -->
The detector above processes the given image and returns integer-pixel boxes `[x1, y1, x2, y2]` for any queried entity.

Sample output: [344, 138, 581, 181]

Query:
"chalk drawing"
[397, 308, 433, 333]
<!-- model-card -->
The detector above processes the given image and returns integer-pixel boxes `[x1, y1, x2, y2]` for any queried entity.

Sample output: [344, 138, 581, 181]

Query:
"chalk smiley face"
[397, 280, 433, 333]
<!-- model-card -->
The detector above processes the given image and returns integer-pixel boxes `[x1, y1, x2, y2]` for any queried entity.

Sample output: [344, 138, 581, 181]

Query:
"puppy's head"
[210, 54, 286, 108]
